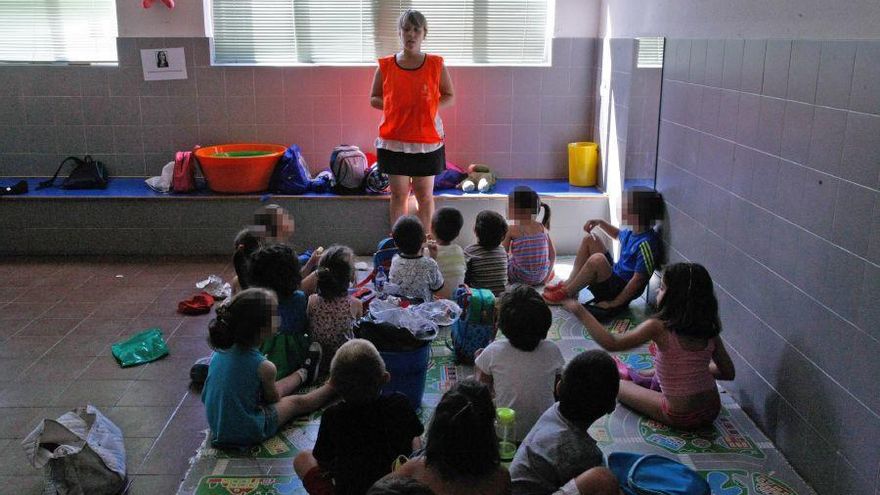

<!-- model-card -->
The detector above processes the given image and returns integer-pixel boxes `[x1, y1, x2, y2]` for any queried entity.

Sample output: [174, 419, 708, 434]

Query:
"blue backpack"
[608, 453, 710, 495]
[448, 286, 496, 364]
[269, 144, 311, 194]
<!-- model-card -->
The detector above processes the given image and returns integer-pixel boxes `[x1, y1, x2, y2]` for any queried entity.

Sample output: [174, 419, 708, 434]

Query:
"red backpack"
[172, 146, 200, 193]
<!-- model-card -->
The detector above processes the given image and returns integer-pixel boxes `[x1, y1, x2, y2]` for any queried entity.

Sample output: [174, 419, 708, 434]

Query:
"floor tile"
[0, 358, 36, 382]
[44, 334, 112, 358]
[16, 355, 96, 383]
[106, 406, 176, 438]
[54, 379, 133, 408]
[0, 438, 36, 475]
[127, 474, 184, 494]
[0, 302, 52, 321]
[0, 336, 61, 359]
[0, 408, 43, 439]
[140, 357, 197, 382]
[117, 380, 189, 407]
[74, 317, 131, 336]
[15, 318, 80, 337]
[0, 381, 70, 407]
[79, 356, 148, 381]
[0, 475, 46, 494]
[39, 302, 98, 319]
[0, 319, 32, 341]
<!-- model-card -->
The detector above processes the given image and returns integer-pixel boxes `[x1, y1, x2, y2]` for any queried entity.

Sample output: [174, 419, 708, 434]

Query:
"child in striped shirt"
[504, 186, 556, 286]
[464, 210, 508, 295]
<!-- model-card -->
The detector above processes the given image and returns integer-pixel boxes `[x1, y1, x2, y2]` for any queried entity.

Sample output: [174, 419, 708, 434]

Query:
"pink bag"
[172, 146, 200, 193]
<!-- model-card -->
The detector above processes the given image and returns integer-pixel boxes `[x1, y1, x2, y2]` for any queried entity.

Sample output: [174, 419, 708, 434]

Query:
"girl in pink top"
[563, 263, 735, 430]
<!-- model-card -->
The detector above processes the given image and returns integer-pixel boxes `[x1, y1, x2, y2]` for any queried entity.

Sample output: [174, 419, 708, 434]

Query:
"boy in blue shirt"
[543, 188, 663, 314]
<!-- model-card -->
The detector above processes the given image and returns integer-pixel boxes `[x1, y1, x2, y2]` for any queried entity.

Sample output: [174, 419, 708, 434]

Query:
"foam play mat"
[178, 294, 815, 495]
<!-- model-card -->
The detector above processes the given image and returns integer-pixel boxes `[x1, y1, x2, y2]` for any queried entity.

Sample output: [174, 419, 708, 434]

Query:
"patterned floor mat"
[178, 284, 815, 495]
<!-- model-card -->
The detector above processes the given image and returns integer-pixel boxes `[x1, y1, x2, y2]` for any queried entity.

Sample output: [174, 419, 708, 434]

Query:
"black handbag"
[37, 155, 109, 190]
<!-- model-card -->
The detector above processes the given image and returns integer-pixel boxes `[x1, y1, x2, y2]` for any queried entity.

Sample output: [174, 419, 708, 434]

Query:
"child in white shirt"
[427, 207, 466, 299]
[475, 284, 565, 441]
[389, 215, 444, 302]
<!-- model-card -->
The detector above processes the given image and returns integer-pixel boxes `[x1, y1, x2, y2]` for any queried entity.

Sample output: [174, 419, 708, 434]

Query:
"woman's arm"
[562, 299, 659, 351]
[709, 337, 736, 380]
[370, 67, 384, 110]
[439, 64, 455, 108]
[259, 360, 280, 404]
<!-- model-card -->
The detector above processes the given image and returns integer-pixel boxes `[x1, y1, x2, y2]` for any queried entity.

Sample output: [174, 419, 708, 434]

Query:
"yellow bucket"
[568, 142, 598, 187]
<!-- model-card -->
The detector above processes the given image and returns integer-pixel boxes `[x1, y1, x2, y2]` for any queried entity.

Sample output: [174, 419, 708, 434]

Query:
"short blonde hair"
[398, 9, 427, 33]
[330, 339, 386, 403]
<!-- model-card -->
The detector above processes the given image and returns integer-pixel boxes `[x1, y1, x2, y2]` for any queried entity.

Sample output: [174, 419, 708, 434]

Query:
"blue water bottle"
[374, 266, 387, 296]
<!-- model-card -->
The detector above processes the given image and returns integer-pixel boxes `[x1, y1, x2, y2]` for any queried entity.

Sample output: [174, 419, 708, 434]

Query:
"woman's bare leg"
[411, 176, 435, 236]
[389, 175, 411, 229]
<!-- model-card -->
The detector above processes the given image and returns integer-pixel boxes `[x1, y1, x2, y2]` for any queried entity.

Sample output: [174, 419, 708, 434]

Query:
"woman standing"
[371, 9, 455, 235]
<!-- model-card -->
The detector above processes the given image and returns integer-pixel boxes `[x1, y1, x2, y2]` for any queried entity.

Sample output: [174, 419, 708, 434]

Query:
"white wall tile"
[786, 41, 821, 104]
[850, 41, 880, 115]
[741, 40, 766, 94]
[756, 96, 785, 156]
[763, 40, 792, 98]
[841, 111, 880, 188]
[807, 106, 847, 177]
[721, 39, 744, 91]
[780, 101, 814, 165]
[688, 39, 707, 84]
[704, 40, 725, 88]
[816, 41, 857, 110]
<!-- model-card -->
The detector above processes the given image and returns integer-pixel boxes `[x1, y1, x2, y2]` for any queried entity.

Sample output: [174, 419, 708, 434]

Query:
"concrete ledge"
[0, 178, 608, 256]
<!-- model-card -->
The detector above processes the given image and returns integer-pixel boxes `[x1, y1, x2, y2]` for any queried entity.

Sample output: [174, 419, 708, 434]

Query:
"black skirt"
[377, 146, 445, 177]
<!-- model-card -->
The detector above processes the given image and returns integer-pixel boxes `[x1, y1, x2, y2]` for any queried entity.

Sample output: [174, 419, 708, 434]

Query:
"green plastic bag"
[111, 328, 169, 367]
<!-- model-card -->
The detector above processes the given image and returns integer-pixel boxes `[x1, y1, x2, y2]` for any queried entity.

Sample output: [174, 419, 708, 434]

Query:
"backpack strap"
[36, 156, 84, 190]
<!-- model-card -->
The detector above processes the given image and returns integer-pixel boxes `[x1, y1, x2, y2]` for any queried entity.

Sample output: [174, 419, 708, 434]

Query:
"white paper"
[141, 47, 188, 81]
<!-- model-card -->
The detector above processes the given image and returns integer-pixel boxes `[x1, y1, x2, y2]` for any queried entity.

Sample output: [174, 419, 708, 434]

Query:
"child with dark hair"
[389, 215, 444, 302]
[505, 186, 556, 286]
[308, 245, 362, 374]
[427, 206, 465, 299]
[202, 288, 335, 447]
[368, 477, 436, 495]
[475, 284, 565, 441]
[543, 187, 663, 312]
[389, 380, 511, 495]
[294, 339, 423, 495]
[233, 204, 323, 295]
[464, 210, 509, 295]
[563, 263, 736, 430]
[249, 243, 321, 381]
[510, 350, 620, 495]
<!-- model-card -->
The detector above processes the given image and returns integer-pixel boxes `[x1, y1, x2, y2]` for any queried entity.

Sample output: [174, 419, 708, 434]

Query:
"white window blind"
[211, 0, 550, 65]
[636, 37, 664, 69]
[0, 0, 118, 63]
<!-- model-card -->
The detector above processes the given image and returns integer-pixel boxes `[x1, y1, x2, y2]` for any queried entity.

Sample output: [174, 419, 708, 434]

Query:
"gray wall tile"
[731, 145, 758, 198]
[741, 39, 766, 94]
[749, 150, 780, 212]
[755, 96, 785, 156]
[704, 40, 725, 88]
[763, 40, 792, 98]
[721, 39, 744, 90]
[113, 126, 144, 154]
[688, 39, 707, 84]
[807, 106, 847, 176]
[797, 169, 838, 239]
[54, 125, 87, 155]
[195, 68, 225, 97]
[56, 97, 84, 125]
[0, 96, 23, 125]
[698, 87, 720, 134]
[717, 89, 739, 141]
[571, 38, 597, 68]
[84, 126, 116, 154]
[850, 41, 880, 115]
[0, 70, 22, 96]
[780, 101, 814, 165]
[542, 68, 573, 96]
[224, 68, 254, 97]
[816, 41, 856, 110]
[831, 181, 876, 259]
[24, 98, 55, 125]
[736, 92, 760, 148]
[841, 111, 880, 188]
[115, 38, 139, 67]
[786, 41, 820, 104]
[140, 97, 169, 125]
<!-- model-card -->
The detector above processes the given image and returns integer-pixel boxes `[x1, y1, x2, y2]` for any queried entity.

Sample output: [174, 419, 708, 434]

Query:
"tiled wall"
[657, 38, 879, 494]
[0, 37, 598, 179]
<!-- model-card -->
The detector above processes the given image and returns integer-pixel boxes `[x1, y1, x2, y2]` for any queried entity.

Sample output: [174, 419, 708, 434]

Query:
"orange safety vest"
[378, 53, 443, 144]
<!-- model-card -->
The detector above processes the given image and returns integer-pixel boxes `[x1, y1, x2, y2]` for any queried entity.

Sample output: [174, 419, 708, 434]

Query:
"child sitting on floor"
[233, 204, 323, 294]
[464, 210, 509, 295]
[562, 263, 736, 430]
[427, 206, 465, 300]
[543, 187, 663, 314]
[504, 186, 556, 286]
[308, 245, 363, 374]
[510, 350, 620, 495]
[249, 244, 321, 380]
[202, 288, 333, 448]
[389, 215, 444, 302]
[475, 284, 565, 441]
[294, 339, 424, 495]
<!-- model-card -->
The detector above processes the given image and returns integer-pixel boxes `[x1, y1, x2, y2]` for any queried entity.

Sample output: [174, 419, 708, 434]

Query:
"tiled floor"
[0, 257, 232, 494]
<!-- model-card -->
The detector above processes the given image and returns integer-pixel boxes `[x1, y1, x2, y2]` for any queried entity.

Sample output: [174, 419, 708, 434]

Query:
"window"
[636, 37, 664, 69]
[0, 0, 118, 63]
[211, 0, 551, 65]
